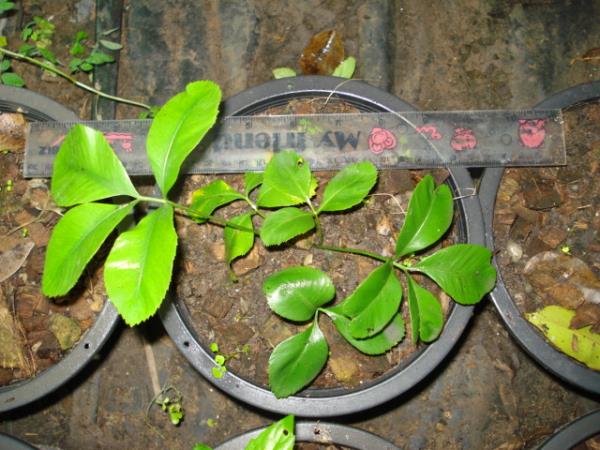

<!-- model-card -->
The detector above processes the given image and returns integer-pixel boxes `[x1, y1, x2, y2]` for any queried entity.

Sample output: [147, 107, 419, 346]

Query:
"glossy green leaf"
[263, 266, 335, 321]
[272, 67, 297, 79]
[257, 176, 318, 208]
[257, 151, 313, 207]
[413, 244, 496, 305]
[268, 318, 328, 398]
[246, 415, 295, 450]
[224, 212, 254, 265]
[406, 275, 443, 343]
[146, 80, 221, 196]
[51, 124, 138, 206]
[395, 175, 453, 258]
[1, 72, 25, 87]
[526, 305, 600, 370]
[244, 172, 263, 196]
[340, 262, 402, 338]
[325, 307, 405, 355]
[259, 207, 315, 247]
[42, 201, 135, 296]
[190, 179, 245, 223]
[332, 57, 356, 79]
[317, 161, 377, 213]
[104, 205, 177, 326]
[192, 445, 212, 450]
[87, 50, 114, 65]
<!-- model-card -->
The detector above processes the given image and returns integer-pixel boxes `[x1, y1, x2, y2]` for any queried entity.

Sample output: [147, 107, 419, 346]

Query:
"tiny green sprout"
[210, 342, 219, 353]
[561, 245, 571, 255]
[211, 365, 226, 379]
[168, 403, 184, 425]
[150, 385, 185, 427]
[206, 418, 217, 428]
[5, 179, 13, 191]
[21, 228, 29, 238]
[214, 354, 225, 366]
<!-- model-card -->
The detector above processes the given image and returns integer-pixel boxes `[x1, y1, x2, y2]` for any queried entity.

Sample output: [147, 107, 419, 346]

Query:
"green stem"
[314, 243, 390, 264]
[244, 196, 266, 219]
[306, 199, 324, 245]
[136, 195, 256, 234]
[0, 47, 152, 111]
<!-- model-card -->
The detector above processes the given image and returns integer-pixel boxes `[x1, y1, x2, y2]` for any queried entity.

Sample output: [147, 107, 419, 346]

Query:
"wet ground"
[1, 1, 599, 449]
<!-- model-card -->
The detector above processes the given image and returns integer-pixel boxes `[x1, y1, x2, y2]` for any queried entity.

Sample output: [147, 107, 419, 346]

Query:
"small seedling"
[150, 385, 185, 426]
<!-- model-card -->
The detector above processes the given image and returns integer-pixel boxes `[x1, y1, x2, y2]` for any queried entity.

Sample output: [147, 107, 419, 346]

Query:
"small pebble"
[506, 240, 523, 263]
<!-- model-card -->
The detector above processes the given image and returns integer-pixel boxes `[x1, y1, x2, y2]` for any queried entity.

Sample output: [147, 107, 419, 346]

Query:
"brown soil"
[173, 97, 457, 392]
[493, 101, 600, 365]
[0, 113, 105, 387]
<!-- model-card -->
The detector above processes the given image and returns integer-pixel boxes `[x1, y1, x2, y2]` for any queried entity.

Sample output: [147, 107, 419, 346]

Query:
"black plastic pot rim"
[536, 409, 600, 450]
[215, 421, 400, 450]
[159, 76, 487, 417]
[0, 86, 121, 413]
[479, 81, 600, 395]
[0, 432, 37, 450]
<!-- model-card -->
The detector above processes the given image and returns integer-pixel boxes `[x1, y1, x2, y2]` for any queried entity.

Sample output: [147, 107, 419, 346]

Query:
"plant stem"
[136, 195, 256, 234]
[244, 196, 266, 219]
[314, 243, 390, 264]
[306, 199, 324, 245]
[0, 47, 152, 111]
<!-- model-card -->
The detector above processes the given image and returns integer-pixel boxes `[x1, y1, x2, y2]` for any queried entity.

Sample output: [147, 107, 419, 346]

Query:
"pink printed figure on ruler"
[368, 127, 397, 154]
[450, 128, 477, 151]
[415, 125, 442, 140]
[518, 119, 546, 149]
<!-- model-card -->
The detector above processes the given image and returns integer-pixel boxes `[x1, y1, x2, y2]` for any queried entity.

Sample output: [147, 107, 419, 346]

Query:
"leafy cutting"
[43, 81, 495, 398]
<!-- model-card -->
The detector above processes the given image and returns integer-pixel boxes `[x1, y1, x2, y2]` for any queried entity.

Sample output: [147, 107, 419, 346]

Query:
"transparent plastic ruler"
[23, 109, 566, 178]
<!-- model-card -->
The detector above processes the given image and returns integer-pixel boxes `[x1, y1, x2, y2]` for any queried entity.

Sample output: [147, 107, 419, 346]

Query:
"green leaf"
[325, 308, 405, 355]
[259, 207, 315, 246]
[0, 2, 15, 13]
[224, 212, 254, 265]
[244, 172, 263, 196]
[332, 57, 356, 79]
[340, 262, 403, 338]
[99, 39, 123, 50]
[256, 176, 318, 208]
[0, 36, 7, 47]
[146, 80, 221, 196]
[104, 205, 177, 326]
[0, 72, 24, 87]
[0, 59, 11, 72]
[317, 161, 377, 213]
[50, 124, 138, 206]
[413, 244, 496, 305]
[70, 30, 88, 56]
[17, 43, 35, 56]
[263, 267, 335, 321]
[42, 201, 135, 296]
[395, 175, 453, 258]
[68, 58, 82, 73]
[86, 49, 114, 65]
[258, 151, 313, 207]
[190, 179, 245, 223]
[268, 318, 328, 398]
[38, 47, 56, 63]
[192, 445, 213, 450]
[406, 275, 443, 343]
[527, 306, 600, 370]
[80, 61, 93, 72]
[272, 67, 297, 79]
[246, 415, 295, 450]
